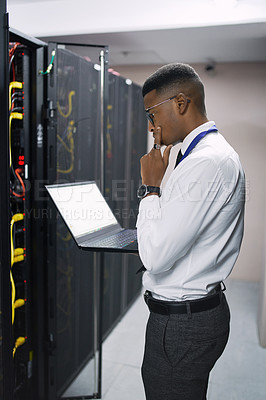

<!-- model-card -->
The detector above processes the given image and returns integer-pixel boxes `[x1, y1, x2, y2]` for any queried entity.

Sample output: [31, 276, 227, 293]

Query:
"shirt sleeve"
[136, 157, 231, 274]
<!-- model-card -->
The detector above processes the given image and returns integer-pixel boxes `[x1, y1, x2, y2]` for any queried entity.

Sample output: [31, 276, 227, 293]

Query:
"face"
[144, 89, 184, 146]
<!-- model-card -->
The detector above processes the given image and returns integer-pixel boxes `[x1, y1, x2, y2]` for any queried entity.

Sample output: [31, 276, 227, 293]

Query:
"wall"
[258, 208, 266, 347]
[114, 62, 266, 283]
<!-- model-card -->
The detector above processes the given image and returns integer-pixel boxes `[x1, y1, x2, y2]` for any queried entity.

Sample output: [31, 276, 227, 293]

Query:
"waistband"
[144, 284, 225, 316]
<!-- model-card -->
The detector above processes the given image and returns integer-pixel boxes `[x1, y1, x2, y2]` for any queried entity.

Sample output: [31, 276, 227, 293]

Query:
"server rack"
[126, 83, 147, 305]
[104, 74, 146, 328]
[0, 5, 13, 400]
[103, 73, 130, 336]
[1, 14, 147, 399]
[45, 42, 108, 400]
[0, 4, 48, 397]
[8, 28, 47, 400]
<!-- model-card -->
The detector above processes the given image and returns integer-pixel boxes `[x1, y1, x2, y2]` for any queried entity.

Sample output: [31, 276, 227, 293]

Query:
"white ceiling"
[39, 23, 266, 66]
[7, 0, 266, 66]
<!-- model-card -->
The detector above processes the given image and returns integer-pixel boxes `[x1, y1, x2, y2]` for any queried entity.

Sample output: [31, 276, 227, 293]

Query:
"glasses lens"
[146, 112, 154, 126]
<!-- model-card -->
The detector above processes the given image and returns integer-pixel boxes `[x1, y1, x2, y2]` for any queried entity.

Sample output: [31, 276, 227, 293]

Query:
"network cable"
[57, 120, 75, 174]
[9, 81, 23, 111]
[9, 42, 29, 383]
[13, 336, 26, 358]
[39, 49, 56, 75]
[9, 112, 23, 167]
[11, 168, 25, 198]
[57, 90, 75, 118]
[10, 213, 24, 325]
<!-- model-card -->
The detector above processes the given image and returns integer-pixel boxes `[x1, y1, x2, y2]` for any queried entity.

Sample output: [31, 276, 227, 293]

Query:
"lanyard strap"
[179, 124, 218, 165]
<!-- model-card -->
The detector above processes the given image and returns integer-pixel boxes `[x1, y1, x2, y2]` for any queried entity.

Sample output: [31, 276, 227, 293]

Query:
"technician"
[136, 63, 245, 400]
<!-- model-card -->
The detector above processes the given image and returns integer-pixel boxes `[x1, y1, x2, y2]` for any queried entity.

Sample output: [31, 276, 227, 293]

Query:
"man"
[136, 63, 245, 400]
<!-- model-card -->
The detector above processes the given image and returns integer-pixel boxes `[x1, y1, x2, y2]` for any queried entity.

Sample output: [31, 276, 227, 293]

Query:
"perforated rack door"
[46, 42, 108, 400]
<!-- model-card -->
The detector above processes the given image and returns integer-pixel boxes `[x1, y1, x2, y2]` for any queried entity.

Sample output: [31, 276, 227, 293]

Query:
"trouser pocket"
[163, 315, 192, 367]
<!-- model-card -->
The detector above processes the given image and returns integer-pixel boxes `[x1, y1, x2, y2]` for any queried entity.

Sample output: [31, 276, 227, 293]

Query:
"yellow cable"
[57, 231, 72, 241]
[9, 112, 23, 167]
[106, 132, 112, 158]
[9, 81, 23, 111]
[57, 120, 75, 174]
[10, 214, 24, 325]
[14, 299, 25, 309]
[14, 248, 24, 256]
[10, 219, 15, 268]
[57, 134, 72, 153]
[57, 90, 75, 118]
[13, 337, 26, 358]
[10, 214, 23, 268]
[13, 254, 24, 264]
[10, 271, 16, 324]
[11, 213, 24, 269]
[11, 214, 24, 222]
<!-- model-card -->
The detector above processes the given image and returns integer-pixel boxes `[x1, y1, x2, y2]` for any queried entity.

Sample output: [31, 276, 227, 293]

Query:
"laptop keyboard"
[83, 229, 137, 249]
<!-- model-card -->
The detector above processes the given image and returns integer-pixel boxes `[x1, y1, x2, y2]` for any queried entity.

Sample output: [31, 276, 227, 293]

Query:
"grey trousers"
[141, 293, 230, 400]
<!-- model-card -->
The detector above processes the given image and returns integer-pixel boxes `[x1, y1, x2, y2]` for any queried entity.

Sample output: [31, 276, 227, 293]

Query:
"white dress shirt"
[136, 121, 245, 301]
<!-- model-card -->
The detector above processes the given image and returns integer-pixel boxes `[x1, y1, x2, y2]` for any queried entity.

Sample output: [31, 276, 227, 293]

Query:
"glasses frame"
[145, 94, 191, 126]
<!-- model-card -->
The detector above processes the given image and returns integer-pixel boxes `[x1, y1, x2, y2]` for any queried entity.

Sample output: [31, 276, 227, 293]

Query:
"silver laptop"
[46, 181, 138, 253]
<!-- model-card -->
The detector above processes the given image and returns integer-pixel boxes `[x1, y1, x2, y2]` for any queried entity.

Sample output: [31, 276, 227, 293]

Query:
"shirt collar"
[181, 121, 216, 155]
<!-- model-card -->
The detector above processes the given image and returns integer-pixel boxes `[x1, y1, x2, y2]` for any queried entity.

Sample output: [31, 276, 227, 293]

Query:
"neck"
[182, 116, 209, 141]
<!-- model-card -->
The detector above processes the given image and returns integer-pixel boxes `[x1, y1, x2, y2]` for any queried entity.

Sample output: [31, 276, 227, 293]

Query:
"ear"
[175, 93, 190, 115]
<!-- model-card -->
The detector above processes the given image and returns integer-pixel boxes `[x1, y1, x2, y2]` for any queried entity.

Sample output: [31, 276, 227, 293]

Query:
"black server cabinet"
[1, 16, 148, 399]
[8, 29, 46, 400]
[104, 73, 147, 332]
[102, 74, 129, 337]
[0, 5, 13, 400]
[126, 83, 147, 305]
[0, 10, 47, 399]
[45, 42, 107, 400]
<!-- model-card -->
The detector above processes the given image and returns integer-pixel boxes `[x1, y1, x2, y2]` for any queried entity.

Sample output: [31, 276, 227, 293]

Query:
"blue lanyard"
[179, 124, 218, 165]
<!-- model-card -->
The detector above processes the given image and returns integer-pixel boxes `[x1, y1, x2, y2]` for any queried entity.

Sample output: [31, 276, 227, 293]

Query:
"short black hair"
[142, 63, 201, 97]
[142, 63, 206, 115]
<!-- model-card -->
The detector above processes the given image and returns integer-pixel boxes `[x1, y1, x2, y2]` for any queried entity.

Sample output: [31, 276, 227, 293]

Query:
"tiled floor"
[65, 279, 266, 399]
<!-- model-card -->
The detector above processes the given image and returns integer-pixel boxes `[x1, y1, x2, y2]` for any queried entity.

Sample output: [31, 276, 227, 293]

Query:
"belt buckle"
[144, 291, 169, 315]
[144, 290, 150, 305]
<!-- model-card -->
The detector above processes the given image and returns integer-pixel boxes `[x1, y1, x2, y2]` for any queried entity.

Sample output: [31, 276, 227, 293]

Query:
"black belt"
[144, 284, 224, 316]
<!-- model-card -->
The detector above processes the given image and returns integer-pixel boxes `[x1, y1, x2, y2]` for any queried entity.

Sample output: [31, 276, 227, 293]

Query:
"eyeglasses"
[145, 95, 190, 126]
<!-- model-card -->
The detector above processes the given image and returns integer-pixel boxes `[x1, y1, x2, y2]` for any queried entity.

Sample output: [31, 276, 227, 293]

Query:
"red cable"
[9, 44, 25, 198]
[9, 42, 21, 61]
[12, 168, 25, 198]
[10, 43, 20, 111]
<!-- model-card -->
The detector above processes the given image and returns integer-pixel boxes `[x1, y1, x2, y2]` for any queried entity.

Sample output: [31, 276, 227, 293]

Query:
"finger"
[153, 126, 162, 146]
[140, 153, 149, 163]
[163, 144, 173, 165]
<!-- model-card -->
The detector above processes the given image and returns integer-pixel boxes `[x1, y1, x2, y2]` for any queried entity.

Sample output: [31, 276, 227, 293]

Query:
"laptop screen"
[46, 182, 118, 238]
